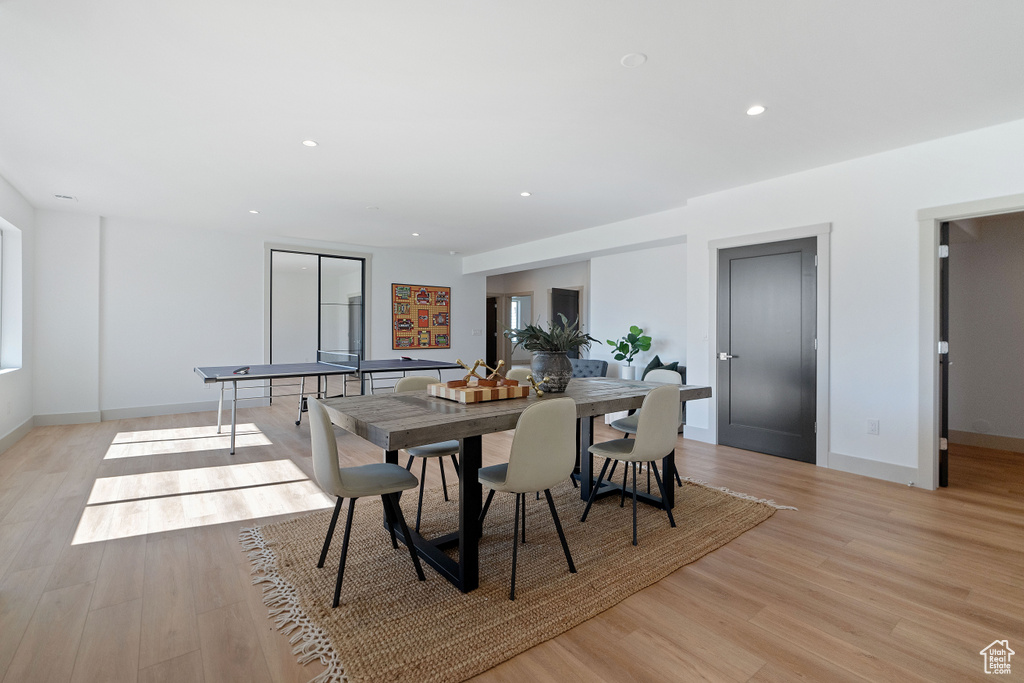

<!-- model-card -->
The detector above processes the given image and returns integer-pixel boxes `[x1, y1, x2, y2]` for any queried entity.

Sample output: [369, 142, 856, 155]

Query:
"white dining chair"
[308, 398, 425, 607]
[477, 397, 578, 599]
[609, 368, 685, 487]
[580, 384, 680, 546]
[394, 375, 461, 532]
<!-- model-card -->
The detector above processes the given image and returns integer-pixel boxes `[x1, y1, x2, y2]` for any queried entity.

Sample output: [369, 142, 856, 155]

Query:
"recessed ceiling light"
[449, 250, 459, 256]
[520, 192, 531, 197]
[249, 210, 260, 214]
[365, 206, 379, 210]
[302, 140, 318, 147]
[746, 105, 766, 116]
[412, 233, 420, 237]
[620, 53, 647, 68]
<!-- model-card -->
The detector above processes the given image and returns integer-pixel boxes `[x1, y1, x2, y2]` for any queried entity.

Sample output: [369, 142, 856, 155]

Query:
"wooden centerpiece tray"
[429, 378, 530, 404]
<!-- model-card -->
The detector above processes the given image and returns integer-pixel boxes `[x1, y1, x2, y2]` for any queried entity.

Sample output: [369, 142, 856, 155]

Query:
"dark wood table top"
[320, 377, 712, 451]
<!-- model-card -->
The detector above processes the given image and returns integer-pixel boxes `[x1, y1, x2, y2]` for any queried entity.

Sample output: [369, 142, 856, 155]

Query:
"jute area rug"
[241, 477, 790, 683]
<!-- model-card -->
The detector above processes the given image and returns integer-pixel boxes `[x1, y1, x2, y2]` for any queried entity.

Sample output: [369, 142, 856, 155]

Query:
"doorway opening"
[941, 211, 1024, 487]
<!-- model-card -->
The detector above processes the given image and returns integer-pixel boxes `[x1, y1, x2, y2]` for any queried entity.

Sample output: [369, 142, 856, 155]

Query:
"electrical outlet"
[866, 419, 880, 435]
[471, 329, 483, 336]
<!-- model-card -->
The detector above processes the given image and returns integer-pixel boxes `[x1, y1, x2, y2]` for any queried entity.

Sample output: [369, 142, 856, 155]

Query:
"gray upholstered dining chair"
[308, 398, 425, 607]
[569, 358, 608, 377]
[505, 367, 533, 383]
[394, 375, 461, 532]
[580, 384, 681, 546]
[609, 368, 685, 486]
[477, 397, 578, 600]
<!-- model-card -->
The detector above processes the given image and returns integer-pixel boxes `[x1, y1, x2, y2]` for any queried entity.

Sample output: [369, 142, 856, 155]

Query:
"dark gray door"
[551, 288, 581, 359]
[938, 222, 949, 486]
[485, 297, 498, 367]
[717, 237, 817, 463]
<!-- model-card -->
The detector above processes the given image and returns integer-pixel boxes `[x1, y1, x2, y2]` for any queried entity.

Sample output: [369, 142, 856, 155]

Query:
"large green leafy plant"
[606, 325, 652, 365]
[504, 314, 597, 353]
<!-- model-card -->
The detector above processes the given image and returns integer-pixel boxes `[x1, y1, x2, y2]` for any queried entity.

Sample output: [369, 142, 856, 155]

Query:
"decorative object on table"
[429, 380, 530, 404]
[504, 313, 597, 393]
[606, 325, 652, 380]
[240, 478, 787, 683]
[392, 283, 450, 349]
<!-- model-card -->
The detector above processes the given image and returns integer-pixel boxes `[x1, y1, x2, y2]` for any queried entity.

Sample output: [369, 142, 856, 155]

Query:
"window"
[0, 218, 23, 371]
[510, 294, 532, 329]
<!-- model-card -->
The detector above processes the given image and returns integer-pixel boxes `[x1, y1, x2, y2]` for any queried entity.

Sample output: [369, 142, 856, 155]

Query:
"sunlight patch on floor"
[104, 424, 271, 458]
[75, 428, 333, 544]
[86, 459, 310, 504]
[72, 478, 332, 545]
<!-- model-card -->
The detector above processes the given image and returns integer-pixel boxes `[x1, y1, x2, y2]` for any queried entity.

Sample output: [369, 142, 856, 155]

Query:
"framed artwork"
[392, 283, 450, 349]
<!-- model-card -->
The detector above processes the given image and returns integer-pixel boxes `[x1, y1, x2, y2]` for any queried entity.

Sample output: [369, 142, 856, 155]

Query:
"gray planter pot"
[531, 351, 572, 393]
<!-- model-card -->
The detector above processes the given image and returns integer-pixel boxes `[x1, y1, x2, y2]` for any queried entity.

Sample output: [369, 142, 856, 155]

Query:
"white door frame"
[707, 222, 831, 467]
[917, 192, 1024, 489]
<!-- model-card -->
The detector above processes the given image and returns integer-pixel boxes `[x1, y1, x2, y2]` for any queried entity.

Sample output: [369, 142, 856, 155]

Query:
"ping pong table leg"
[217, 384, 224, 433]
[296, 376, 306, 426]
[230, 380, 238, 455]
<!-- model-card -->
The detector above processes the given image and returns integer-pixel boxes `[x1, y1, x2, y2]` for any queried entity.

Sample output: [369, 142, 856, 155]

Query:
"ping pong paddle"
[233, 366, 250, 375]
[401, 356, 412, 361]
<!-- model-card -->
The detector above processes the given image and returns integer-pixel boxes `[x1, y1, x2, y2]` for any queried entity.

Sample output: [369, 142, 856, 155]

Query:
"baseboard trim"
[0, 417, 34, 456]
[949, 430, 1024, 454]
[99, 398, 272, 421]
[34, 411, 102, 427]
[827, 451, 920, 487]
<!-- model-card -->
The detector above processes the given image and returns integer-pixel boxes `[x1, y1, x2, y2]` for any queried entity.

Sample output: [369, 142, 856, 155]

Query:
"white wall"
[33, 210, 100, 423]
[590, 243, 687, 378]
[370, 249, 485, 369]
[23, 222, 483, 419]
[949, 215, 1024, 442]
[101, 218, 266, 415]
[487, 260, 590, 362]
[465, 117, 1024, 487]
[0, 175, 34, 450]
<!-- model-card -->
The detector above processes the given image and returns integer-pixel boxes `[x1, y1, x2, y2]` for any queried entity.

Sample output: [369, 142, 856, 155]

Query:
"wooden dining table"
[320, 377, 712, 593]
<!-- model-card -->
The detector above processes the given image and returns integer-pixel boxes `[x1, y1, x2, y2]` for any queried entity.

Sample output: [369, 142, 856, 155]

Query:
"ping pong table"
[194, 354, 462, 454]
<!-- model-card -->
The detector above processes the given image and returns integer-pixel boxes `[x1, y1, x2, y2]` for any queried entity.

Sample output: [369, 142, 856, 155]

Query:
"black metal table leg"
[662, 449, 676, 510]
[458, 435, 482, 592]
[577, 415, 595, 500]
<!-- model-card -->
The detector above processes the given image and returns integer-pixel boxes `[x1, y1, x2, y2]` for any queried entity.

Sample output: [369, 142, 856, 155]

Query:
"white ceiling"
[2, 1, 1024, 256]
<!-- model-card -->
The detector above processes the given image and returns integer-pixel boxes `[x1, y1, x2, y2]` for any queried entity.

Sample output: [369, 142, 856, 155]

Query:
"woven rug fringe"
[682, 477, 798, 510]
[239, 527, 346, 683]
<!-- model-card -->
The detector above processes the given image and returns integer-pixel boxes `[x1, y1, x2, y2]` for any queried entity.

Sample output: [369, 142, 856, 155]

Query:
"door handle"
[717, 352, 737, 361]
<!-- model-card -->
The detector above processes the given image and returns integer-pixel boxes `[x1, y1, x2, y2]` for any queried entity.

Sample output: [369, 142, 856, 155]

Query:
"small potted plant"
[504, 314, 597, 392]
[606, 325, 652, 379]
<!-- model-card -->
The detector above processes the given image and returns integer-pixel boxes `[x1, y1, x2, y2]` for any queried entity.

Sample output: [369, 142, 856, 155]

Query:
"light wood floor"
[0, 401, 1021, 682]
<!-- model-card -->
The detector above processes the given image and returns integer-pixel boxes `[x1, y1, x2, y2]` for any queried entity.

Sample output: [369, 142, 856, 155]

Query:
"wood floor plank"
[91, 535, 147, 610]
[196, 601, 272, 683]
[137, 651, 205, 683]
[138, 533, 200, 669]
[0, 565, 55, 679]
[2, 582, 94, 683]
[69, 599, 142, 683]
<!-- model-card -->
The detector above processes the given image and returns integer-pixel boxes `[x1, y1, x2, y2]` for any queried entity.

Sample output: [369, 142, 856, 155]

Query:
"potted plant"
[606, 325, 652, 379]
[504, 314, 597, 393]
